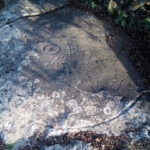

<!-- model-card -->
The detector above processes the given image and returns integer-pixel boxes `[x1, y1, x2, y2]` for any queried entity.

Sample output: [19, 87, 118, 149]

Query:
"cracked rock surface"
[0, 0, 150, 149]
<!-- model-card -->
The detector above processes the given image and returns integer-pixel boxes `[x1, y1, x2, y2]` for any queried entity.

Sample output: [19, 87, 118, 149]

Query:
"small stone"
[95, 138, 100, 142]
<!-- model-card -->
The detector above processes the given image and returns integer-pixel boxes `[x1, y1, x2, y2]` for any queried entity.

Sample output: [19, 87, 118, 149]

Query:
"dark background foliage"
[84, 0, 150, 34]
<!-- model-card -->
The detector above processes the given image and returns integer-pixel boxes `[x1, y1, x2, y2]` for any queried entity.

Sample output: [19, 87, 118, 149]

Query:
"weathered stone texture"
[0, 0, 149, 149]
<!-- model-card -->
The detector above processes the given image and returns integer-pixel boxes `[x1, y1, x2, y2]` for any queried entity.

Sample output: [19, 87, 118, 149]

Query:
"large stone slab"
[0, 0, 68, 27]
[0, 2, 149, 149]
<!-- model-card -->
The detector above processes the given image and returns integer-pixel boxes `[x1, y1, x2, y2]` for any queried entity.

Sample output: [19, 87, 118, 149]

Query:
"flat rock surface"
[0, 0, 150, 149]
[0, 0, 68, 27]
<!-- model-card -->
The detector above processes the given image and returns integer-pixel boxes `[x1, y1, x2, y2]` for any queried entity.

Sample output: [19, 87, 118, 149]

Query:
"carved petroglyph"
[67, 40, 78, 56]
[103, 106, 111, 115]
[44, 43, 60, 55]
[36, 42, 60, 55]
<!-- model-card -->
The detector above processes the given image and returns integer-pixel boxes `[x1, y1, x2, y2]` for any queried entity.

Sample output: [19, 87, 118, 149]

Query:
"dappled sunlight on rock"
[0, 0, 149, 149]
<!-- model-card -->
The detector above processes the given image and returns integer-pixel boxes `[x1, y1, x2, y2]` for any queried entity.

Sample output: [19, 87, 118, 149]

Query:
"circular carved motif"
[43, 44, 60, 55]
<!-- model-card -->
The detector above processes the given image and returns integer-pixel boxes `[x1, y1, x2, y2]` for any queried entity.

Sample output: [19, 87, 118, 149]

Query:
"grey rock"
[43, 141, 98, 150]
[13, 140, 98, 150]
[0, 0, 68, 27]
[0, 1, 149, 149]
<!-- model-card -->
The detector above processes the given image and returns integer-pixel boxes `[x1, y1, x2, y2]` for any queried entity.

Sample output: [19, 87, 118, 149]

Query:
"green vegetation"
[0, 144, 14, 150]
[4, 144, 14, 150]
[84, 0, 150, 33]
[85, 0, 98, 8]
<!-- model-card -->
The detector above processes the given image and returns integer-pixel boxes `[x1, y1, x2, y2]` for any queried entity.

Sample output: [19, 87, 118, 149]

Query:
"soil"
[1, 128, 149, 150]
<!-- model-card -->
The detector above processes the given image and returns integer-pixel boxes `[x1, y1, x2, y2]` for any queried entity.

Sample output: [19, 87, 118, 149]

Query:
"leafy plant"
[144, 17, 150, 30]
[85, 0, 97, 9]
[4, 144, 14, 150]
[115, 9, 128, 27]
[83, 0, 150, 33]
[128, 17, 137, 30]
